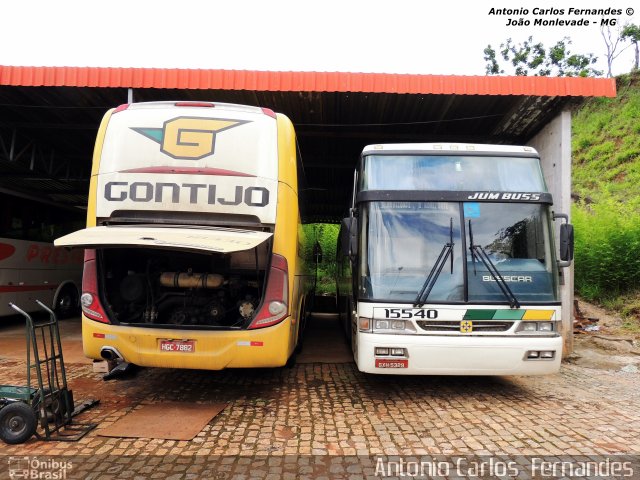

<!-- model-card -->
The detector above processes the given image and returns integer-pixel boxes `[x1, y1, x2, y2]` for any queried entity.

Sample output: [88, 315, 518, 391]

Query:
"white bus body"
[0, 192, 84, 317]
[337, 143, 573, 375]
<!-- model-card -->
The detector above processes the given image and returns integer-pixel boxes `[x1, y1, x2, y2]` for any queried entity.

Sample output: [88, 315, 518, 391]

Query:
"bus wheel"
[0, 402, 37, 444]
[55, 285, 79, 319]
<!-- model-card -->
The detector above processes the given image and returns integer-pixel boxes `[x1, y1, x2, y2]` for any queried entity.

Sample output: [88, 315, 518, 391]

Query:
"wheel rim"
[7, 415, 26, 435]
[59, 295, 71, 309]
[56, 288, 77, 316]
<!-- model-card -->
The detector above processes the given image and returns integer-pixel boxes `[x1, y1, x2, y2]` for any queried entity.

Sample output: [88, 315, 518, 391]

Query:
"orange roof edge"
[0, 66, 617, 97]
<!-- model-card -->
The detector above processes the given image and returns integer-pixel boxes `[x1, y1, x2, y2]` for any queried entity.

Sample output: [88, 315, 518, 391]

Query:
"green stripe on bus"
[463, 310, 497, 320]
[492, 310, 526, 320]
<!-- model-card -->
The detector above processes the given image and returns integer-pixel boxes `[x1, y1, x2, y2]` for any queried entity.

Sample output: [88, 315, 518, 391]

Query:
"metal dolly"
[0, 300, 99, 444]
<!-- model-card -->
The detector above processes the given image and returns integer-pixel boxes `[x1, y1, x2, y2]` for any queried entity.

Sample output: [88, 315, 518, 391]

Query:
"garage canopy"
[0, 66, 616, 222]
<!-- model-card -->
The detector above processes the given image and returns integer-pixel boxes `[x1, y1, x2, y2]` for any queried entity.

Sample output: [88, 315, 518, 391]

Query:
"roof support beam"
[0, 127, 88, 180]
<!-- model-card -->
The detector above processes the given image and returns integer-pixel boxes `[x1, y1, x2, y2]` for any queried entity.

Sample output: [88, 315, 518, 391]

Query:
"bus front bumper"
[356, 333, 562, 375]
[82, 315, 293, 370]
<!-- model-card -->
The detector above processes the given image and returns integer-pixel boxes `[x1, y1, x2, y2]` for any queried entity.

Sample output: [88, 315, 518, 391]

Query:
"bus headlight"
[375, 347, 407, 357]
[373, 319, 417, 334]
[375, 320, 390, 330]
[520, 322, 538, 332]
[516, 321, 557, 334]
[524, 350, 556, 360]
[538, 322, 553, 332]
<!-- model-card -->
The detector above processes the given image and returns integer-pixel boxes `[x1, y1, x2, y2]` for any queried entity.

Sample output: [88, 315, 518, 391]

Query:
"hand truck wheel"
[0, 402, 37, 444]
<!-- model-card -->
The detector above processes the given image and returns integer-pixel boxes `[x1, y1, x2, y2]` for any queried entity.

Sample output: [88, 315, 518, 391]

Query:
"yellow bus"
[55, 101, 311, 370]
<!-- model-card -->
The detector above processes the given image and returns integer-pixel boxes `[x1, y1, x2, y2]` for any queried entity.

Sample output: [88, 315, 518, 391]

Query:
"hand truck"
[0, 300, 98, 444]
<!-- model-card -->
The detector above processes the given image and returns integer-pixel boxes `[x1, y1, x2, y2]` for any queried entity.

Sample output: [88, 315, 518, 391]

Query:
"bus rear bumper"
[356, 333, 562, 375]
[82, 315, 293, 370]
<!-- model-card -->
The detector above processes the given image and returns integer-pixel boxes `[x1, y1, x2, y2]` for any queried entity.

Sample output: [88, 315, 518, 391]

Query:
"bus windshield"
[361, 155, 547, 192]
[465, 202, 557, 303]
[360, 202, 558, 304]
[360, 202, 465, 303]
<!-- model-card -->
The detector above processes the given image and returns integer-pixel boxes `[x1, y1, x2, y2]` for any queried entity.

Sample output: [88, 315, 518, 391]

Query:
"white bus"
[336, 143, 574, 375]
[0, 191, 84, 317]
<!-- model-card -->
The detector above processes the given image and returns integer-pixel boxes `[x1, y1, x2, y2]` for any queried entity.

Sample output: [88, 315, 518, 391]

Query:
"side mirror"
[553, 212, 574, 268]
[559, 223, 574, 262]
[340, 217, 358, 258]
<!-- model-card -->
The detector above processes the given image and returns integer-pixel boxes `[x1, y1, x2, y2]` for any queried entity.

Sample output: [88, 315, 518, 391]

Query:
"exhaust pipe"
[101, 347, 123, 361]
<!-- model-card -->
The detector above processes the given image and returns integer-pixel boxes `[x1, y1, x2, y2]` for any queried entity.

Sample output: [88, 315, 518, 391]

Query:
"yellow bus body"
[58, 103, 309, 370]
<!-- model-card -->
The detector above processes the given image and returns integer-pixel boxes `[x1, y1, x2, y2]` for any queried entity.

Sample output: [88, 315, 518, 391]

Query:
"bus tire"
[0, 402, 37, 444]
[54, 284, 79, 319]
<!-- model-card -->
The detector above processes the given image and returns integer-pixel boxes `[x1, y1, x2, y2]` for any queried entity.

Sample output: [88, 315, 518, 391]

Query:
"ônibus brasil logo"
[131, 116, 249, 160]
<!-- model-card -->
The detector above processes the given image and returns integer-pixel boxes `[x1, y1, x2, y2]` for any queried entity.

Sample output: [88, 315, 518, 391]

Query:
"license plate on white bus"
[159, 340, 195, 352]
[375, 359, 408, 368]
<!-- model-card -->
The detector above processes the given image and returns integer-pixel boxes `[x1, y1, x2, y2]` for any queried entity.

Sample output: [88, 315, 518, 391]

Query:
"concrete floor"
[297, 314, 353, 365]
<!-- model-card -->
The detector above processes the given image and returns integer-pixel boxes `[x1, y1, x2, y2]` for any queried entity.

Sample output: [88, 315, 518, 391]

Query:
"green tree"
[302, 223, 340, 294]
[483, 45, 503, 75]
[621, 23, 640, 71]
[484, 36, 602, 77]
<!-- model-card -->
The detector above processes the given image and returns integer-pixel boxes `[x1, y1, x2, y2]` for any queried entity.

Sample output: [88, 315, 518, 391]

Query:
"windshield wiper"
[468, 220, 520, 309]
[414, 218, 454, 307]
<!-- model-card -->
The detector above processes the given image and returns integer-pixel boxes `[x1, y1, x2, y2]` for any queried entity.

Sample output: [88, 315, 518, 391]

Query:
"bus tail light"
[261, 107, 276, 118]
[81, 249, 110, 324]
[174, 101, 215, 108]
[113, 104, 130, 114]
[248, 254, 288, 329]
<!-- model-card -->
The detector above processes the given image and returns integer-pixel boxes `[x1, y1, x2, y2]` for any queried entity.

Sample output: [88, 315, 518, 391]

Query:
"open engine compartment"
[98, 245, 269, 329]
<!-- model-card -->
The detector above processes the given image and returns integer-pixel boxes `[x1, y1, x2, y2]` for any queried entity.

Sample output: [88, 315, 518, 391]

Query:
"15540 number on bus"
[381, 308, 438, 319]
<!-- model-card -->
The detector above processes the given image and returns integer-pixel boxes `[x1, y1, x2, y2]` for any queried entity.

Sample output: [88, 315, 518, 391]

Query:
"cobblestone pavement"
[0, 319, 639, 478]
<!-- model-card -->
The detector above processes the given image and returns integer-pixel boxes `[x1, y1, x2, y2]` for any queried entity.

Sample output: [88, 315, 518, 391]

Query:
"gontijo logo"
[131, 117, 250, 160]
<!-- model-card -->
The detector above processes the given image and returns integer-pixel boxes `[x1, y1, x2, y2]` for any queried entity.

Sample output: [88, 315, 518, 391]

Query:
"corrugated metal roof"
[0, 66, 616, 97]
[0, 66, 618, 221]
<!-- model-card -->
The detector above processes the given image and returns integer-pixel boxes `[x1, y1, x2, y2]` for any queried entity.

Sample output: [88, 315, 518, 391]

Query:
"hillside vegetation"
[572, 71, 640, 330]
[572, 72, 640, 206]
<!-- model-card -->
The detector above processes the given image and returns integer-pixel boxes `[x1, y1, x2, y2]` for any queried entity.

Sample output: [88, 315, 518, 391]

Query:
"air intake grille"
[416, 321, 513, 332]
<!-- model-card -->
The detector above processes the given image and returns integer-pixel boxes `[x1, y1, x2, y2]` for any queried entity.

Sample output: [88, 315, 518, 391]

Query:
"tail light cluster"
[248, 254, 289, 329]
[80, 249, 110, 323]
